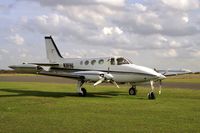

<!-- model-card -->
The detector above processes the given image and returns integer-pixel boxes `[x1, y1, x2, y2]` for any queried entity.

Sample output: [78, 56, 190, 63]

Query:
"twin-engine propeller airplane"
[10, 36, 169, 99]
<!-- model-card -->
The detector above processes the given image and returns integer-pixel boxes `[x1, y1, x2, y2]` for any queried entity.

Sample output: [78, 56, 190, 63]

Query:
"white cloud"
[21, 16, 28, 23]
[159, 36, 168, 42]
[163, 49, 178, 57]
[115, 27, 123, 34]
[35, 14, 70, 27]
[20, 53, 27, 58]
[96, 0, 125, 6]
[191, 50, 200, 57]
[182, 16, 189, 23]
[0, 49, 9, 54]
[111, 49, 139, 56]
[161, 0, 199, 10]
[0, 0, 200, 70]
[169, 41, 181, 48]
[153, 23, 163, 30]
[103, 27, 113, 35]
[102, 27, 123, 35]
[9, 34, 24, 45]
[134, 3, 147, 11]
[36, 15, 49, 25]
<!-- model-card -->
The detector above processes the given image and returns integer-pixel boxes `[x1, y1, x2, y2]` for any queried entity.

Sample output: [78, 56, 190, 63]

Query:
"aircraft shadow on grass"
[0, 88, 129, 98]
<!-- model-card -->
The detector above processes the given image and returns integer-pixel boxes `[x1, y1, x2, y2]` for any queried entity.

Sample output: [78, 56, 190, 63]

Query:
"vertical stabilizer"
[45, 36, 63, 62]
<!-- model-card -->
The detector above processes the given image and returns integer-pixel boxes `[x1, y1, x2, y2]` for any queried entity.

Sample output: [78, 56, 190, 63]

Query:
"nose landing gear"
[129, 86, 137, 95]
[147, 91, 155, 99]
[148, 80, 156, 99]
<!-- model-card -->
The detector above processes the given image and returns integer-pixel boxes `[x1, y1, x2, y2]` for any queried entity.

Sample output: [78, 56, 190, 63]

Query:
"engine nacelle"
[73, 71, 113, 82]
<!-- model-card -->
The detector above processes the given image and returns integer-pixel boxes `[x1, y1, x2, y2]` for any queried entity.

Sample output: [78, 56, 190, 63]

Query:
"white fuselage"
[49, 56, 165, 84]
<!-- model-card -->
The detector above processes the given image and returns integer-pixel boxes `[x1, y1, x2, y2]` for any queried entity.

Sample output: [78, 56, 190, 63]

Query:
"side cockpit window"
[116, 57, 130, 65]
[111, 58, 115, 65]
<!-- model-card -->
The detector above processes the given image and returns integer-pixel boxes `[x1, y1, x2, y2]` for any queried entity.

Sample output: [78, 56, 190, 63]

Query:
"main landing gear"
[79, 88, 87, 97]
[147, 92, 155, 100]
[77, 80, 87, 97]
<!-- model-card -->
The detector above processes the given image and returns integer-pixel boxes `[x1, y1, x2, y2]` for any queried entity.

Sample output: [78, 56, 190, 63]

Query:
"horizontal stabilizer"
[28, 63, 59, 67]
[9, 64, 43, 74]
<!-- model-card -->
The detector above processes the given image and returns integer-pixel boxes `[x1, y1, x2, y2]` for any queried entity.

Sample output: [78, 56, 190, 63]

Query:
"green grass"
[164, 78, 200, 83]
[164, 74, 200, 83]
[0, 82, 199, 133]
[0, 74, 36, 76]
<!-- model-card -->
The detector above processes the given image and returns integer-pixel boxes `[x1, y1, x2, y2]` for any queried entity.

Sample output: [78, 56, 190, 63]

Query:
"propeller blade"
[110, 80, 120, 88]
[159, 80, 162, 94]
[94, 73, 118, 88]
[150, 80, 154, 91]
[94, 78, 105, 87]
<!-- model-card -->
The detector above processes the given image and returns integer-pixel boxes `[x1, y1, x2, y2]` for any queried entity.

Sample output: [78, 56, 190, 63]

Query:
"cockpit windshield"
[116, 57, 131, 65]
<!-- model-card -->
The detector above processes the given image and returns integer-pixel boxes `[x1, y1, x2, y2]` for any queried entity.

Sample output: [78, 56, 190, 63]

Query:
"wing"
[38, 71, 108, 80]
[38, 70, 81, 79]
[156, 69, 192, 76]
[9, 62, 117, 88]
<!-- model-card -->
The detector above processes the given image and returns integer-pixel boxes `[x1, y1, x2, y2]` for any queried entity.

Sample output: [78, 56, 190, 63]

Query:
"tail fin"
[45, 36, 63, 62]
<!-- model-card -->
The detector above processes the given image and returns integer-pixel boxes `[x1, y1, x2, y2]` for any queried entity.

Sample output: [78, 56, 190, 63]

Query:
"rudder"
[45, 36, 63, 62]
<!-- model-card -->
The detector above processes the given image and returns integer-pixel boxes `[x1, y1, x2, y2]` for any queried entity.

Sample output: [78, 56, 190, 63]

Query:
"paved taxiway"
[0, 75, 199, 90]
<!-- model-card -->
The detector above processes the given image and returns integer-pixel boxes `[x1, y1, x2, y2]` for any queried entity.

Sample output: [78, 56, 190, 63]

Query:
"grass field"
[164, 74, 200, 83]
[0, 74, 36, 76]
[0, 82, 199, 133]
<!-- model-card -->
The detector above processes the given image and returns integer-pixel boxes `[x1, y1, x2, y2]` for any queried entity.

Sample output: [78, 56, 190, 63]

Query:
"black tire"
[148, 92, 155, 100]
[79, 88, 87, 97]
[129, 87, 137, 95]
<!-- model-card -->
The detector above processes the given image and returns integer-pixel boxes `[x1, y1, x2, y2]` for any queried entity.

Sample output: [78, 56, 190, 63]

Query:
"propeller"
[93, 67, 119, 88]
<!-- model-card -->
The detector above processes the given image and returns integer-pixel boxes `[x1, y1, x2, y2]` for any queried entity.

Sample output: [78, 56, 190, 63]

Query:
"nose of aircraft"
[127, 64, 166, 81]
[135, 65, 166, 80]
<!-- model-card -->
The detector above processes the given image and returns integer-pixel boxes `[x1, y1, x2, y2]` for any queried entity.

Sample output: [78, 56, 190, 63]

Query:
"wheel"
[129, 87, 137, 95]
[79, 88, 87, 97]
[148, 92, 155, 100]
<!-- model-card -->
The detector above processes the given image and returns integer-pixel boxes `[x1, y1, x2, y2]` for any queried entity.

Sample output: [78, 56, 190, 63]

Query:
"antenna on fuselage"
[107, 58, 111, 74]
[108, 67, 110, 74]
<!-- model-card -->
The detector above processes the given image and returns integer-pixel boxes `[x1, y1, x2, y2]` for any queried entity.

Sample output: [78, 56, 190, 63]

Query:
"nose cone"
[135, 65, 166, 80]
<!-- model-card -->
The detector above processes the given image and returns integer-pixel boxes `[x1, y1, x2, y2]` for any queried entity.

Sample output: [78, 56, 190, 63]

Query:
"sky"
[0, 0, 200, 71]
